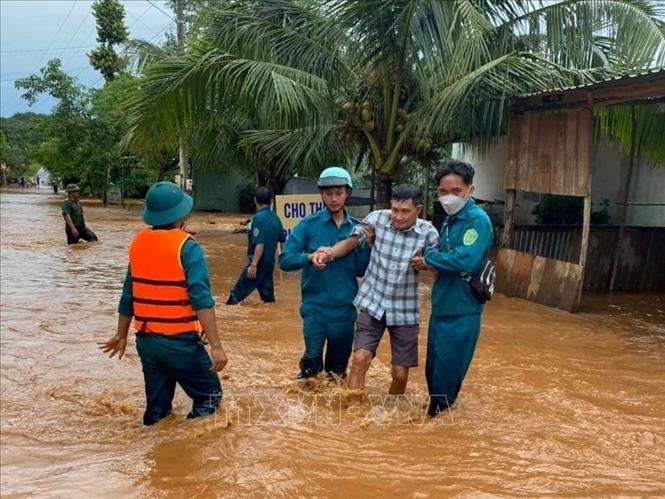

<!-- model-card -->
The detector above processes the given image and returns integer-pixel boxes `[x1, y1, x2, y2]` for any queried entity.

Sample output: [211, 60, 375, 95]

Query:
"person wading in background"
[226, 186, 286, 305]
[62, 183, 98, 245]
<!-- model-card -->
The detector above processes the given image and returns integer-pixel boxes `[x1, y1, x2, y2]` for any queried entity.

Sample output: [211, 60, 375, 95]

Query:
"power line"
[30, 0, 78, 74]
[146, 0, 175, 22]
[2, 67, 89, 83]
[62, 26, 97, 68]
[125, 3, 155, 32]
[1, 45, 96, 55]
[61, 5, 91, 52]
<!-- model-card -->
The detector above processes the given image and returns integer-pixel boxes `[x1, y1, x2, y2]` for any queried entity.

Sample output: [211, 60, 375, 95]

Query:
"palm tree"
[123, 0, 665, 203]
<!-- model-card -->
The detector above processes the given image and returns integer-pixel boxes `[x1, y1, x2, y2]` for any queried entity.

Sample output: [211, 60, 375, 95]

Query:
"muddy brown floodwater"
[1, 190, 664, 498]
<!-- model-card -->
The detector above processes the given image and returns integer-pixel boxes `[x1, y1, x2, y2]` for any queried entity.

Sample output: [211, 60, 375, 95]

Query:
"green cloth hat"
[318, 166, 352, 188]
[143, 181, 193, 226]
[65, 183, 80, 192]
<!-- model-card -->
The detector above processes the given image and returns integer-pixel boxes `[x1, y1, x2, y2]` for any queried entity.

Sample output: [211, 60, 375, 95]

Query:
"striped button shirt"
[352, 210, 440, 326]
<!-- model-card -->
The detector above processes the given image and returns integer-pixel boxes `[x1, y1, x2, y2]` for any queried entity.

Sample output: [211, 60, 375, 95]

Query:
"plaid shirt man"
[352, 210, 440, 326]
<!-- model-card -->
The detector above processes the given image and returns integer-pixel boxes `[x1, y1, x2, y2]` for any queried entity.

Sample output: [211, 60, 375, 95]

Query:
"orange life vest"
[129, 228, 202, 335]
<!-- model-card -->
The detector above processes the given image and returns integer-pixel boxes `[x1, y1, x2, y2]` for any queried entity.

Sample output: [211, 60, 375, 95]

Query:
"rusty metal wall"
[509, 226, 664, 292]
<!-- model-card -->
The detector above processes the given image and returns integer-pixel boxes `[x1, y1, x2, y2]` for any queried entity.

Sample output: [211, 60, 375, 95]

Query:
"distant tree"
[15, 59, 156, 198]
[0, 113, 50, 175]
[88, 0, 129, 82]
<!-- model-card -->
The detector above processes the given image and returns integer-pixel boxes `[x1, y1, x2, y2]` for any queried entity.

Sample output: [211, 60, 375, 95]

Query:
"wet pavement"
[1, 190, 664, 497]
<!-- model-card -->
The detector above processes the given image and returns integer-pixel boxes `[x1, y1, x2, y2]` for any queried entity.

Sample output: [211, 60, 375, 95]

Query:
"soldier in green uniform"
[279, 167, 370, 379]
[61, 183, 98, 245]
[412, 161, 493, 417]
[227, 186, 286, 305]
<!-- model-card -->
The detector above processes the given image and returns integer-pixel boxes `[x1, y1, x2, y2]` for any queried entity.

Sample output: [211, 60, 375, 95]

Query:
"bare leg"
[347, 349, 372, 390]
[389, 366, 409, 395]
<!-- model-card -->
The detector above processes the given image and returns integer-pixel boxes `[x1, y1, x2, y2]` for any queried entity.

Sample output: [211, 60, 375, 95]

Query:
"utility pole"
[176, 0, 189, 192]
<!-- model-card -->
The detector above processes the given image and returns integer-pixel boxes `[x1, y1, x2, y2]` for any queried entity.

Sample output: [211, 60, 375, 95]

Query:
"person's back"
[249, 206, 283, 267]
[227, 186, 286, 305]
[100, 181, 228, 425]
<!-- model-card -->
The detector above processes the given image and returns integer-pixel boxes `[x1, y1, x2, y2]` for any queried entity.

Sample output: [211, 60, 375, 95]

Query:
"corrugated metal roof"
[517, 66, 665, 99]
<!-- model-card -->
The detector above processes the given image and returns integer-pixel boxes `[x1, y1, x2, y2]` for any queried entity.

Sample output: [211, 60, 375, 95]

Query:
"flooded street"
[1, 190, 664, 497]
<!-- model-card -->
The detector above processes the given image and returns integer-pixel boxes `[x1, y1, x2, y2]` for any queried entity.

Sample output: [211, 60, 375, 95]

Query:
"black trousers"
[226, 261, 275, 305]
[66, 225, 98, 245]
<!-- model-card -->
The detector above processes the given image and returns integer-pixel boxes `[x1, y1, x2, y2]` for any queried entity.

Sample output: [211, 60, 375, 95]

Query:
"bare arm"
[63, 214, 78, 233]
[327, 236, 360, 259]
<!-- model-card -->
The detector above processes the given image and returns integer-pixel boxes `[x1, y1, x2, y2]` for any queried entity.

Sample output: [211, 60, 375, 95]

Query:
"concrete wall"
[454, 139, 665, 227]
[192, 168, 247, 212]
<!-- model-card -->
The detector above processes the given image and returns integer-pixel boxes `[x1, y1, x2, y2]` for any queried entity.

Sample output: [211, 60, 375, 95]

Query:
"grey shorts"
[354, 310, 420, 367]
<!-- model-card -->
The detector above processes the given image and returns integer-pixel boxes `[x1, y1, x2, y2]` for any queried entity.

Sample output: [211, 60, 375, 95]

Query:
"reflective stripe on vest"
[129, 228, 202, 335]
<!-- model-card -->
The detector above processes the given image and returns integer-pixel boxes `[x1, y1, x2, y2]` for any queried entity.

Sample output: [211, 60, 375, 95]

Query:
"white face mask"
[439, 187, 471, 216]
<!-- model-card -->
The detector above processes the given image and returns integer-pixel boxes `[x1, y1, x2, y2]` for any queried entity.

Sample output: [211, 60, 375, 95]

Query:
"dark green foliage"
[532, 195, 612, 225]
[13, 59, 157, 198]
[88, 0, 129, 82]
[0, 113, 50, 174]
[238, 183, 256, 213]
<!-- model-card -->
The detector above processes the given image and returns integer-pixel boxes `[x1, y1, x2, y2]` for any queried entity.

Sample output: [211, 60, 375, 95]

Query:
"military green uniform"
[423, 198, 493, 415]
[279, 209, 370, 377]
[62, 199, 98, 245]
[227, 206, 286, 304]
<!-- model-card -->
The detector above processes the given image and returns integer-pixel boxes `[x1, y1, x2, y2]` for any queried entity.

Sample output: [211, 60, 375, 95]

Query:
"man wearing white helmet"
[279, 166, 370, 379]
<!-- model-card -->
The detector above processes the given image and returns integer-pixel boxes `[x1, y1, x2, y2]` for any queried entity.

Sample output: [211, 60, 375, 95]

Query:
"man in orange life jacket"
[100, 181, 228, 426]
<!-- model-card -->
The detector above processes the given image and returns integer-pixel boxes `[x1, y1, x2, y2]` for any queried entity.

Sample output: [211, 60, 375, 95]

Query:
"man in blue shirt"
[227, 186, 286, 305]
[279, 167, 370, 379]
[100, 181, 228, 426]
[412, 161, 494, 417]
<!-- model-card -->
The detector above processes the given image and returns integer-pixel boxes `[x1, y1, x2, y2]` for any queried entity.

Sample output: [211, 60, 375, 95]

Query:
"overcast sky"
[1, 0, 175, 117]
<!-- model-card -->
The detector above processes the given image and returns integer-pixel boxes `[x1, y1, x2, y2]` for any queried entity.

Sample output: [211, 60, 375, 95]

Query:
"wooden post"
[576, 98, 594, 310]
[610, 105, 637, 292]
[579, 196, 592, 268]
[501, 189, 516, 247]
[176, 0, 189, 192]
[423, 156, 431, 220]
[369, 165, 376, 212]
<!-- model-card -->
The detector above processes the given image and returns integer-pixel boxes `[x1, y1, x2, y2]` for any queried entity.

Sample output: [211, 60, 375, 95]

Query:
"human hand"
[247, 264, 257, 279]
[410, 249, 429, 272]
[362, 225, 375, 246]
[309, 247, 332, 270]
[98, 334, 127, 360]
[209, 346, 228, 372]
[71, 227, 79, 238]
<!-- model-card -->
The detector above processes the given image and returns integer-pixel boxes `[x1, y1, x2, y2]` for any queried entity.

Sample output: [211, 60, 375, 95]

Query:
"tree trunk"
[423, 157, 431, 219]
[369, 167, 376, 211]
[156, 161, 166, 181]
[103, 165, 109, 206]
[375, 173, 393, 208]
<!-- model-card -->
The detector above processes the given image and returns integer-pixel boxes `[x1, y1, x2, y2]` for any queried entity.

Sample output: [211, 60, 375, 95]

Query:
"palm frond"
[596, 103, 665, 165]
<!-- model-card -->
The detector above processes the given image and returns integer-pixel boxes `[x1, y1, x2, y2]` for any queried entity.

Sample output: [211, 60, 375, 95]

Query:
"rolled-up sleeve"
[117, 267, 134, 316]
[181, 239, 215, 310]
[351, 210, 381, 237]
